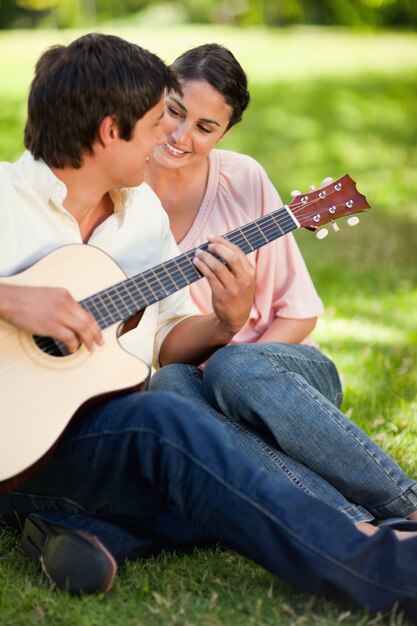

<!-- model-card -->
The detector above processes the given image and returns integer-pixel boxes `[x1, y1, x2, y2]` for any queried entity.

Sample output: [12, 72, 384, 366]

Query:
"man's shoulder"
[125, 182, 162, 206]
[0, 152, 44, 189]
[0, 159, 16, 178]
[0, 159, 22, 198]
[119, 182, 169, 233]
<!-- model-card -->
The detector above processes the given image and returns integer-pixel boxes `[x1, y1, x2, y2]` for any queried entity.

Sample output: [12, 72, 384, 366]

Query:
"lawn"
[0, 24, 417, 626]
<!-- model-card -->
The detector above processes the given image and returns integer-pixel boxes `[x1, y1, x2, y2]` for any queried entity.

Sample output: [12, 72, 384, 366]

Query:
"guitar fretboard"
[80, 205, 298, 330]
[32, 172, 371, 356]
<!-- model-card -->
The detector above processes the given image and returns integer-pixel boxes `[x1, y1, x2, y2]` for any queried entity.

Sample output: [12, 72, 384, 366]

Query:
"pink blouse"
[178, 149, 324, 345]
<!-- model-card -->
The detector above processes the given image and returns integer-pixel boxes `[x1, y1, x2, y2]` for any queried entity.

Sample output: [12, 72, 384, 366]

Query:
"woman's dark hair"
[24, 33, 180, 168]
[170, 43, 250, 131]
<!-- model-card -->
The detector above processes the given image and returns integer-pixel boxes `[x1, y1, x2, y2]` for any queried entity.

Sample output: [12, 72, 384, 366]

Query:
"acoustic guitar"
[0, 174, 370, 493]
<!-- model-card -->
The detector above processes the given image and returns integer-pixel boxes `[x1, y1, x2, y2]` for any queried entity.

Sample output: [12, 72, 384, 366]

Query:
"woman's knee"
[205, 344, 253, 377]
[205, 344, 273, 390]
[204, 345, 267, 408]
[150, 364, 194, 392]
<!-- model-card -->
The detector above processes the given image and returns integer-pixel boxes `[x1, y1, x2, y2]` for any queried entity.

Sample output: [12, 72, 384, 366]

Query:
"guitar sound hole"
[33, 335, 69, 357]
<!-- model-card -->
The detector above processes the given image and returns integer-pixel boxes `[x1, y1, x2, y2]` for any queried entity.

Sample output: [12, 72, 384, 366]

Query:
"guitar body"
[0, 174, 370, 492]
[0, 245, 150, 488]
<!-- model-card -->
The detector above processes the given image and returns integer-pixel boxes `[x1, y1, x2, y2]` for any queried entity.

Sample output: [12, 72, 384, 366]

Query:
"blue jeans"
[150, 343, 417, 524]
[2, 390, 417, 614]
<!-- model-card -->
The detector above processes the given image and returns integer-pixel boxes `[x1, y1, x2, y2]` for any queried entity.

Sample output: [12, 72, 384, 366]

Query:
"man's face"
[112, 97, 166, 188]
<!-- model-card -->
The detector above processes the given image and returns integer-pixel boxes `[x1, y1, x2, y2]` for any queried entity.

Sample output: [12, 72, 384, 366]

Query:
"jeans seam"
[256, 350, 416, 506]
[155, 366, 316, 497]
[221, 405, 372, 523]
[239, 434, 315, 497]
[71, 426, 417, 597]
[288, 370, 416, 496]
[233, 345, 342, 404]
[370, 486, 417, 519]
[245, 345, 333, 367]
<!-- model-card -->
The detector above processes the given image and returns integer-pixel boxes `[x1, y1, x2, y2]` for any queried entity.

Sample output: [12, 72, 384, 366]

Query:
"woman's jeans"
[150, 343, 417, 524]
[1, 390, 417, 615]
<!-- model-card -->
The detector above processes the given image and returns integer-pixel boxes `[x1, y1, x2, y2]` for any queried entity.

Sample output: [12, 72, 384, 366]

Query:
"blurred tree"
[53, 0, 96, 27]
[1, 0, 417, 29]
[239, 0, 417, 27]
[0, 0, 46, 27]
[302, 0, 414, 27]
[0, 0, 99, 27]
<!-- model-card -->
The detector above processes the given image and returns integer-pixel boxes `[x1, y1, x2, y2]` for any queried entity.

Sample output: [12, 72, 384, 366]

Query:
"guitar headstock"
[289, 174, 370, 236]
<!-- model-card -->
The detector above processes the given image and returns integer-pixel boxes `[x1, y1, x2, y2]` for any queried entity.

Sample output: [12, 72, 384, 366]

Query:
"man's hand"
[193, 235, 255, 335]
[0, 284, 103, 353]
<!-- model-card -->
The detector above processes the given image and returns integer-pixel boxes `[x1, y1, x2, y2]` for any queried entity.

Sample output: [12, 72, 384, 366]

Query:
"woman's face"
[152, 79, 232, 170]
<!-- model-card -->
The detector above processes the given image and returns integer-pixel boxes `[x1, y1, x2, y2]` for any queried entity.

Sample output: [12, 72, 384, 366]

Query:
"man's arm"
[0, 283, 103, 353]
[159, 236, 255, 366]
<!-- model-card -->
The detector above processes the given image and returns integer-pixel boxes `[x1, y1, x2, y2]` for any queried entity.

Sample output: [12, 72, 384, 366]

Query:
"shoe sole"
[21, 515, 117, 594]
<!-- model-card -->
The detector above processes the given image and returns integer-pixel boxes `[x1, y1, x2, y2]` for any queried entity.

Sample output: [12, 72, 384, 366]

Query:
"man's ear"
[97, 115, 119, 146]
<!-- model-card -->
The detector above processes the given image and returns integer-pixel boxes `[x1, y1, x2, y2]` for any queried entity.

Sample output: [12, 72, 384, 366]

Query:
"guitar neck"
[81, 205, 299, 330]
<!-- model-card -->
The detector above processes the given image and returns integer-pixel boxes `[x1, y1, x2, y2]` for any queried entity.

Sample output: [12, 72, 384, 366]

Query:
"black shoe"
[21, 514, 117, 594]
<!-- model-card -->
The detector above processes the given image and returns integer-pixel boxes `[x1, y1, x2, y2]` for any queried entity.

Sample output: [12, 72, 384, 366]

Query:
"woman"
[148, 43, 417, 535]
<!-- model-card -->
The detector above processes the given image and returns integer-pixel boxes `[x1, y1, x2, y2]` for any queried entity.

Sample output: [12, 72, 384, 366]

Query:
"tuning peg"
[331, 221, 340, 232]
[347, 216, 360, 226]
[290, 189, 302, 198]
[316, 228, 328, 240]
[309, 185, 316, 191]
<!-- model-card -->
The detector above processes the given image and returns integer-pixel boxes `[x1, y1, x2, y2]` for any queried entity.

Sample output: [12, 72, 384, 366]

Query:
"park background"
[0, 0, 417, 624]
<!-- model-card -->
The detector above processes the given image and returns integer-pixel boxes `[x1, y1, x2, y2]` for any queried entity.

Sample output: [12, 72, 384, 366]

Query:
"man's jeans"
[1, 390, 417, 615]
[150, 343, 417, 524]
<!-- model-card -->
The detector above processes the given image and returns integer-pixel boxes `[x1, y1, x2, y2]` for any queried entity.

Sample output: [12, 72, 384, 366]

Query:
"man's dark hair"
[170, 43, 250, 131]
[24, 33, 179, 168]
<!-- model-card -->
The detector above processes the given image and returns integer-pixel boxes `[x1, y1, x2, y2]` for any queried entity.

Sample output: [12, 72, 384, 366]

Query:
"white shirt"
[0, 151, 197, 368]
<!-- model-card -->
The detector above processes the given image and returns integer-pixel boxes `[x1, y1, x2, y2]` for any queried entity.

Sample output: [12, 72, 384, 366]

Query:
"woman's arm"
[256, 316, 317, 344]
[159, 235, 255, 366]
[159, 312, 237, 366]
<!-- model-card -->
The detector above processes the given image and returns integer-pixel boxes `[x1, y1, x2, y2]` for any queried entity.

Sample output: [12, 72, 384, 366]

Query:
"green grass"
[1, 24, 417, 626]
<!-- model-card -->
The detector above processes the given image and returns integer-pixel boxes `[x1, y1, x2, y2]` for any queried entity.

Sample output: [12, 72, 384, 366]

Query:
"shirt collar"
[109, 188, 136, 213]
[19, 150, 136, 214]
[19, 150, 67, 207]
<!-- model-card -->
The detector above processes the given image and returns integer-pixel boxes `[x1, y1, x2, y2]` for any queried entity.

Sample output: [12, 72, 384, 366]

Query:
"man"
[1, 33, 417, 619]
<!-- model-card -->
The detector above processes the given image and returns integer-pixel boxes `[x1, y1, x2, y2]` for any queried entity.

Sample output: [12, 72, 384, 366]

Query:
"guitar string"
[82, 182, 351, 323]
[77, 196, 350, 330]
[83, 217, 294, 321]
[34, 186, 356, 355]
[35, 196, 353, 355]
[34, 217, 294, 354]
[89, 188, 346, 307]
[89, 191, 350, 305]
[81, 211, 294, 306]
